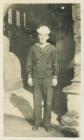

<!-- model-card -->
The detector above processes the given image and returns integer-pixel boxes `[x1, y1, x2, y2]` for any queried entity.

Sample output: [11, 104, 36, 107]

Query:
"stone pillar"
[4, 36, 23, 91]
[61, 4, 81, 136]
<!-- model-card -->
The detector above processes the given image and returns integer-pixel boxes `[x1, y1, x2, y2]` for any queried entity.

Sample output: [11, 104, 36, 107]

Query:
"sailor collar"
[35, 42, 50, 50]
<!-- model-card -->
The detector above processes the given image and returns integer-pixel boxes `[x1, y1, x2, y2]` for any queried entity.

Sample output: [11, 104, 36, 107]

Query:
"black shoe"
[44, 126, 51, 132]
[32, 126, 39, 131]
[57, 116, 61, 123]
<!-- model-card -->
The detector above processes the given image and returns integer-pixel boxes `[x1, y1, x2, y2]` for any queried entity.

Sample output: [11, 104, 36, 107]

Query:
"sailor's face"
[38, 34, 49, 44]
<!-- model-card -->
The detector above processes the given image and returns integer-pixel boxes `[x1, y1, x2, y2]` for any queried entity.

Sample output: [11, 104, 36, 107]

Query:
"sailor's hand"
[28, 77, 33, 87]
[52, 78, 57, 87]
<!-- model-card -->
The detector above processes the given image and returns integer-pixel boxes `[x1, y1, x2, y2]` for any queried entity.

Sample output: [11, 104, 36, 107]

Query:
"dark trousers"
[33, 77, 53, 127]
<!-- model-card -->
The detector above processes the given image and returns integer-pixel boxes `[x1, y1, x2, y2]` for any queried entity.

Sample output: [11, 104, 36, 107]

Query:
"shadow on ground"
[10, 93, 34, 125]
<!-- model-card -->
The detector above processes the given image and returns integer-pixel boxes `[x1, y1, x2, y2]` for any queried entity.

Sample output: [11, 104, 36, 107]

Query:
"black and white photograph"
[0, 1, 83, 138]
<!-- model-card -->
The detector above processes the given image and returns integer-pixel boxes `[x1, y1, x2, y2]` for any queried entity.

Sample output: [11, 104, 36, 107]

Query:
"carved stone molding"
[61, 4, 81, 135]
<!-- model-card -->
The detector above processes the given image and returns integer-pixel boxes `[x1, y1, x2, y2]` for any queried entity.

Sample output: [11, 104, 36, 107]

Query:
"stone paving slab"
[4, 114, 64, 137]
[4, 88, 59, 125]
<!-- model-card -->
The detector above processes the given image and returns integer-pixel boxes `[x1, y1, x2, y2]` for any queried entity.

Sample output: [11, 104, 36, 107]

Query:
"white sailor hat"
[37, 26, 51, 35]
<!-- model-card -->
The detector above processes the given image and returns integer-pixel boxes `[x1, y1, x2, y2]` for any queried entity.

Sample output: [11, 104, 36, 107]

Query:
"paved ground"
[4, 114, 64, 137]
[4, 88, 64, 137]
